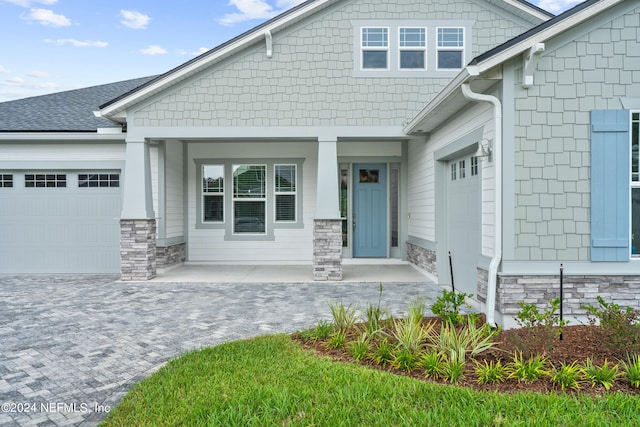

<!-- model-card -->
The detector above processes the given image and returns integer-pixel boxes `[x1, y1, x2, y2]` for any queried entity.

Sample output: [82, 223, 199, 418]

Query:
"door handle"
[352, 213, 356, 230]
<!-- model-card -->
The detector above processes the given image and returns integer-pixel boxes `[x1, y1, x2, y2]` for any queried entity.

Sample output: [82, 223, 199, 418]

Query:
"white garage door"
[446, 156, 481, 296]
[0, 171, 122, 273]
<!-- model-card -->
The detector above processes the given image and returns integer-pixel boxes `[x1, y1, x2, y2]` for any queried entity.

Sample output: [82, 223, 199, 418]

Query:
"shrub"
[507, 351, 549, 382]
[420, 350, 446, 380]
[581, 297, 640, 356]
[348, 333, 369, 361]
[513, 298, 568, 357]
[392, 348, 420, 372]
[582, 358, 620, 391]
[327, 331, 346, 349]
[392, 317, 434, 354]
[369, 337, 394, 366]
[475, 360, 508, 385]
[431, 289, 472, 325]
[299, 320, 334, 341]
[428, 317, 499, 364]
[623, 354, 640, 388]
[550, 361, 584, 391]
[443, 358, 465, 384]
[327, 301, 360, 335]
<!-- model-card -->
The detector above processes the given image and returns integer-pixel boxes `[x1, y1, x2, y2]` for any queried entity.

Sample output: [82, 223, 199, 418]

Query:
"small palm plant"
[623, 354, 640, 388]
[507, 351, 549, 382]
[420, 350, 446, 380]
[475, 360, 509, 385]
[549, 361, 584, 391]
[583, 358, 620, 391]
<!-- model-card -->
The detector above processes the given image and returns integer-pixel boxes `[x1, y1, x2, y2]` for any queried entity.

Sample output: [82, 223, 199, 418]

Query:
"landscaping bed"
[293, 291, 640, 397]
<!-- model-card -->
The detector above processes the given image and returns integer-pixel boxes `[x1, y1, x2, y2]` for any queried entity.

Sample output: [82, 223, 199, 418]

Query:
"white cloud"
[1, 0, 57, 7]
[120, 10, 151, 29]
[535, 0, 581, 13]
[140, 45, 167, 55]
[0, 65, 9, 74]
[178, 47, 210, 56]
[45, 38, 109, 47]
[25, 8, 71, 26]
[219, 0, 306, 26]
[28, 70, 48, 77]
[1, 77, 26, 86]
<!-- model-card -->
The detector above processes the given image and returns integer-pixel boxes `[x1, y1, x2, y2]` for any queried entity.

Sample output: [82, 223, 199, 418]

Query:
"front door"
[353, 163, 387, 257]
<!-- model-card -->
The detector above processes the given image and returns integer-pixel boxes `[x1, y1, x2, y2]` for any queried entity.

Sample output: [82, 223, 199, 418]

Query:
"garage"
[0, 171, 122, 273]
[446, 155, 481, 295]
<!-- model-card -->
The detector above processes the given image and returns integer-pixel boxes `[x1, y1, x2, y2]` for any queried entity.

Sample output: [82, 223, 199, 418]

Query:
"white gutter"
[461, 82, 502, 327]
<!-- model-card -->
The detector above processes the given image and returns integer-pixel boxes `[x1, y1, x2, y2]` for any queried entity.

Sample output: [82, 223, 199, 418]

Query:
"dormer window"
[361, 27, 389, 69]
[437, 27, 464, 69]
[353, 20, 472, 77]
[399, 27, 426, 69]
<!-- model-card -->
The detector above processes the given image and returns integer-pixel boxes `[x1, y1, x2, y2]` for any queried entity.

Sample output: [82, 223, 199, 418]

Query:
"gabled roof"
[0, 76, 156, 132]
[404, 0, 624, 135]
[99, 0, 552, 121]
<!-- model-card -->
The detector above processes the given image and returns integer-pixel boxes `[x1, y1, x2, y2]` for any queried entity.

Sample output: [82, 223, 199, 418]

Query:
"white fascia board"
[0, 132, 126, 141]
[403, 67, 474, 134]
[100, 0, 334, 118]
[474, 0, 623, 75]
[498, 0, 553, 21]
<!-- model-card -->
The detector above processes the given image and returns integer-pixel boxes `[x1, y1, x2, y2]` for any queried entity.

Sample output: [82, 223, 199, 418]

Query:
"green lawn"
[102, 334, 640, 426]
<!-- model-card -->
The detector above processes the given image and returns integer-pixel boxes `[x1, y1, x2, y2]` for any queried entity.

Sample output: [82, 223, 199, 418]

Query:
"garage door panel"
[0, 171, 122, 273]
[447, 157, 481, 296]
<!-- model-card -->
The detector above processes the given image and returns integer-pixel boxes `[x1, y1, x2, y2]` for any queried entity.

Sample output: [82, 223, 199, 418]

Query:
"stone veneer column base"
[156, 242, 186, 270]
[120, 219, 157, 281]
[407, 242, 437, 277]
[313, 219, 342, 281]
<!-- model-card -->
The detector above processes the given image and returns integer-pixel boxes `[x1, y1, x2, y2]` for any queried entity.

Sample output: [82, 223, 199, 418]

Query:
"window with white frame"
[233, 164, 266, 234]
[451, 163, 457, 181]
[399, 27, 426, 69]
[631, 112, 640, 256]
[437, 27, 464, 69]
[0, 174, 12, 188]
[361, 27, 389, 69]
[459, 159, 466, 179]
[202, 165, 224, 223]
[274, 164, 296, 222]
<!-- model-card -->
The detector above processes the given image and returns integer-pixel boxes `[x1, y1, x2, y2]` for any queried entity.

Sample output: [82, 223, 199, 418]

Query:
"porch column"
[314, 137, 342, 281]
[120, 138, 157, 281]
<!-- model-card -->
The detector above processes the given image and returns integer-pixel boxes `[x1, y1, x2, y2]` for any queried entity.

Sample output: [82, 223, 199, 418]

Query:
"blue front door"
[353, 163, 387, 257]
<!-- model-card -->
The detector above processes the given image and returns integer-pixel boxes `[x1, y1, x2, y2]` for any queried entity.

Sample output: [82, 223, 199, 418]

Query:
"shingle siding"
[132, 0, 532, 128]
[512, 5, 640, 262]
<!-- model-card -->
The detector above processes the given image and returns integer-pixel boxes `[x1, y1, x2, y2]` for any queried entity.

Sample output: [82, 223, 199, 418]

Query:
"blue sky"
[0, 0, 582, 102]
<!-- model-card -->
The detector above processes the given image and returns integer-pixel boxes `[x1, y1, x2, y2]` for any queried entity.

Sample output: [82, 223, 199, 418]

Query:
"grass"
[102, 334, 640, 426]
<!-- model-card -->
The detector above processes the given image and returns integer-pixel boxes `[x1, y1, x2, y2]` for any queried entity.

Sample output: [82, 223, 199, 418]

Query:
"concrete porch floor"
[151, 260, 433, 283]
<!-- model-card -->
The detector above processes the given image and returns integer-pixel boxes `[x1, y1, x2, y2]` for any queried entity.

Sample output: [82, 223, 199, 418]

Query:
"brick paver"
[0, 275, 440, 426]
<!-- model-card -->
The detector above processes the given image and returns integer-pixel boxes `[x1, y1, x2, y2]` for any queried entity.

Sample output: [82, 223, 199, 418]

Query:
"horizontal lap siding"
[187, 142, 317, 263]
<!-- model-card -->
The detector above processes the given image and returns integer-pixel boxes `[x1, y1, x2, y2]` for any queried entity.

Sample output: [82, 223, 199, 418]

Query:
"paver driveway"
[0, 275, 440, 426]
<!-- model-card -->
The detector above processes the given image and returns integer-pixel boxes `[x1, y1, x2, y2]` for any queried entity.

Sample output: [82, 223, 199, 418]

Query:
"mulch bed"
[292, 319, 640, 397]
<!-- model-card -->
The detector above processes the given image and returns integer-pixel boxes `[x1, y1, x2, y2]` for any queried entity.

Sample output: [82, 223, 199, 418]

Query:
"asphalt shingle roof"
[0, 76, 156, 132]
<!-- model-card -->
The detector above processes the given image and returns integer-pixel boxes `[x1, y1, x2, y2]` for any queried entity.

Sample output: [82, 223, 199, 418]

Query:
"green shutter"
[590, 110, 630, 261]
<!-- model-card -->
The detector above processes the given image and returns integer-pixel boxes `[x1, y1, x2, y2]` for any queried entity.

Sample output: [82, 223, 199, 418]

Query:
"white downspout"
[461, 83, 502, 327]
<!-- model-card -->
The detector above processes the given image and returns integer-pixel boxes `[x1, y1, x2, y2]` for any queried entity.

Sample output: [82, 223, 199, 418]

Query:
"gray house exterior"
[405, 0, 640, 326]
[3, 0, 639, 326]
